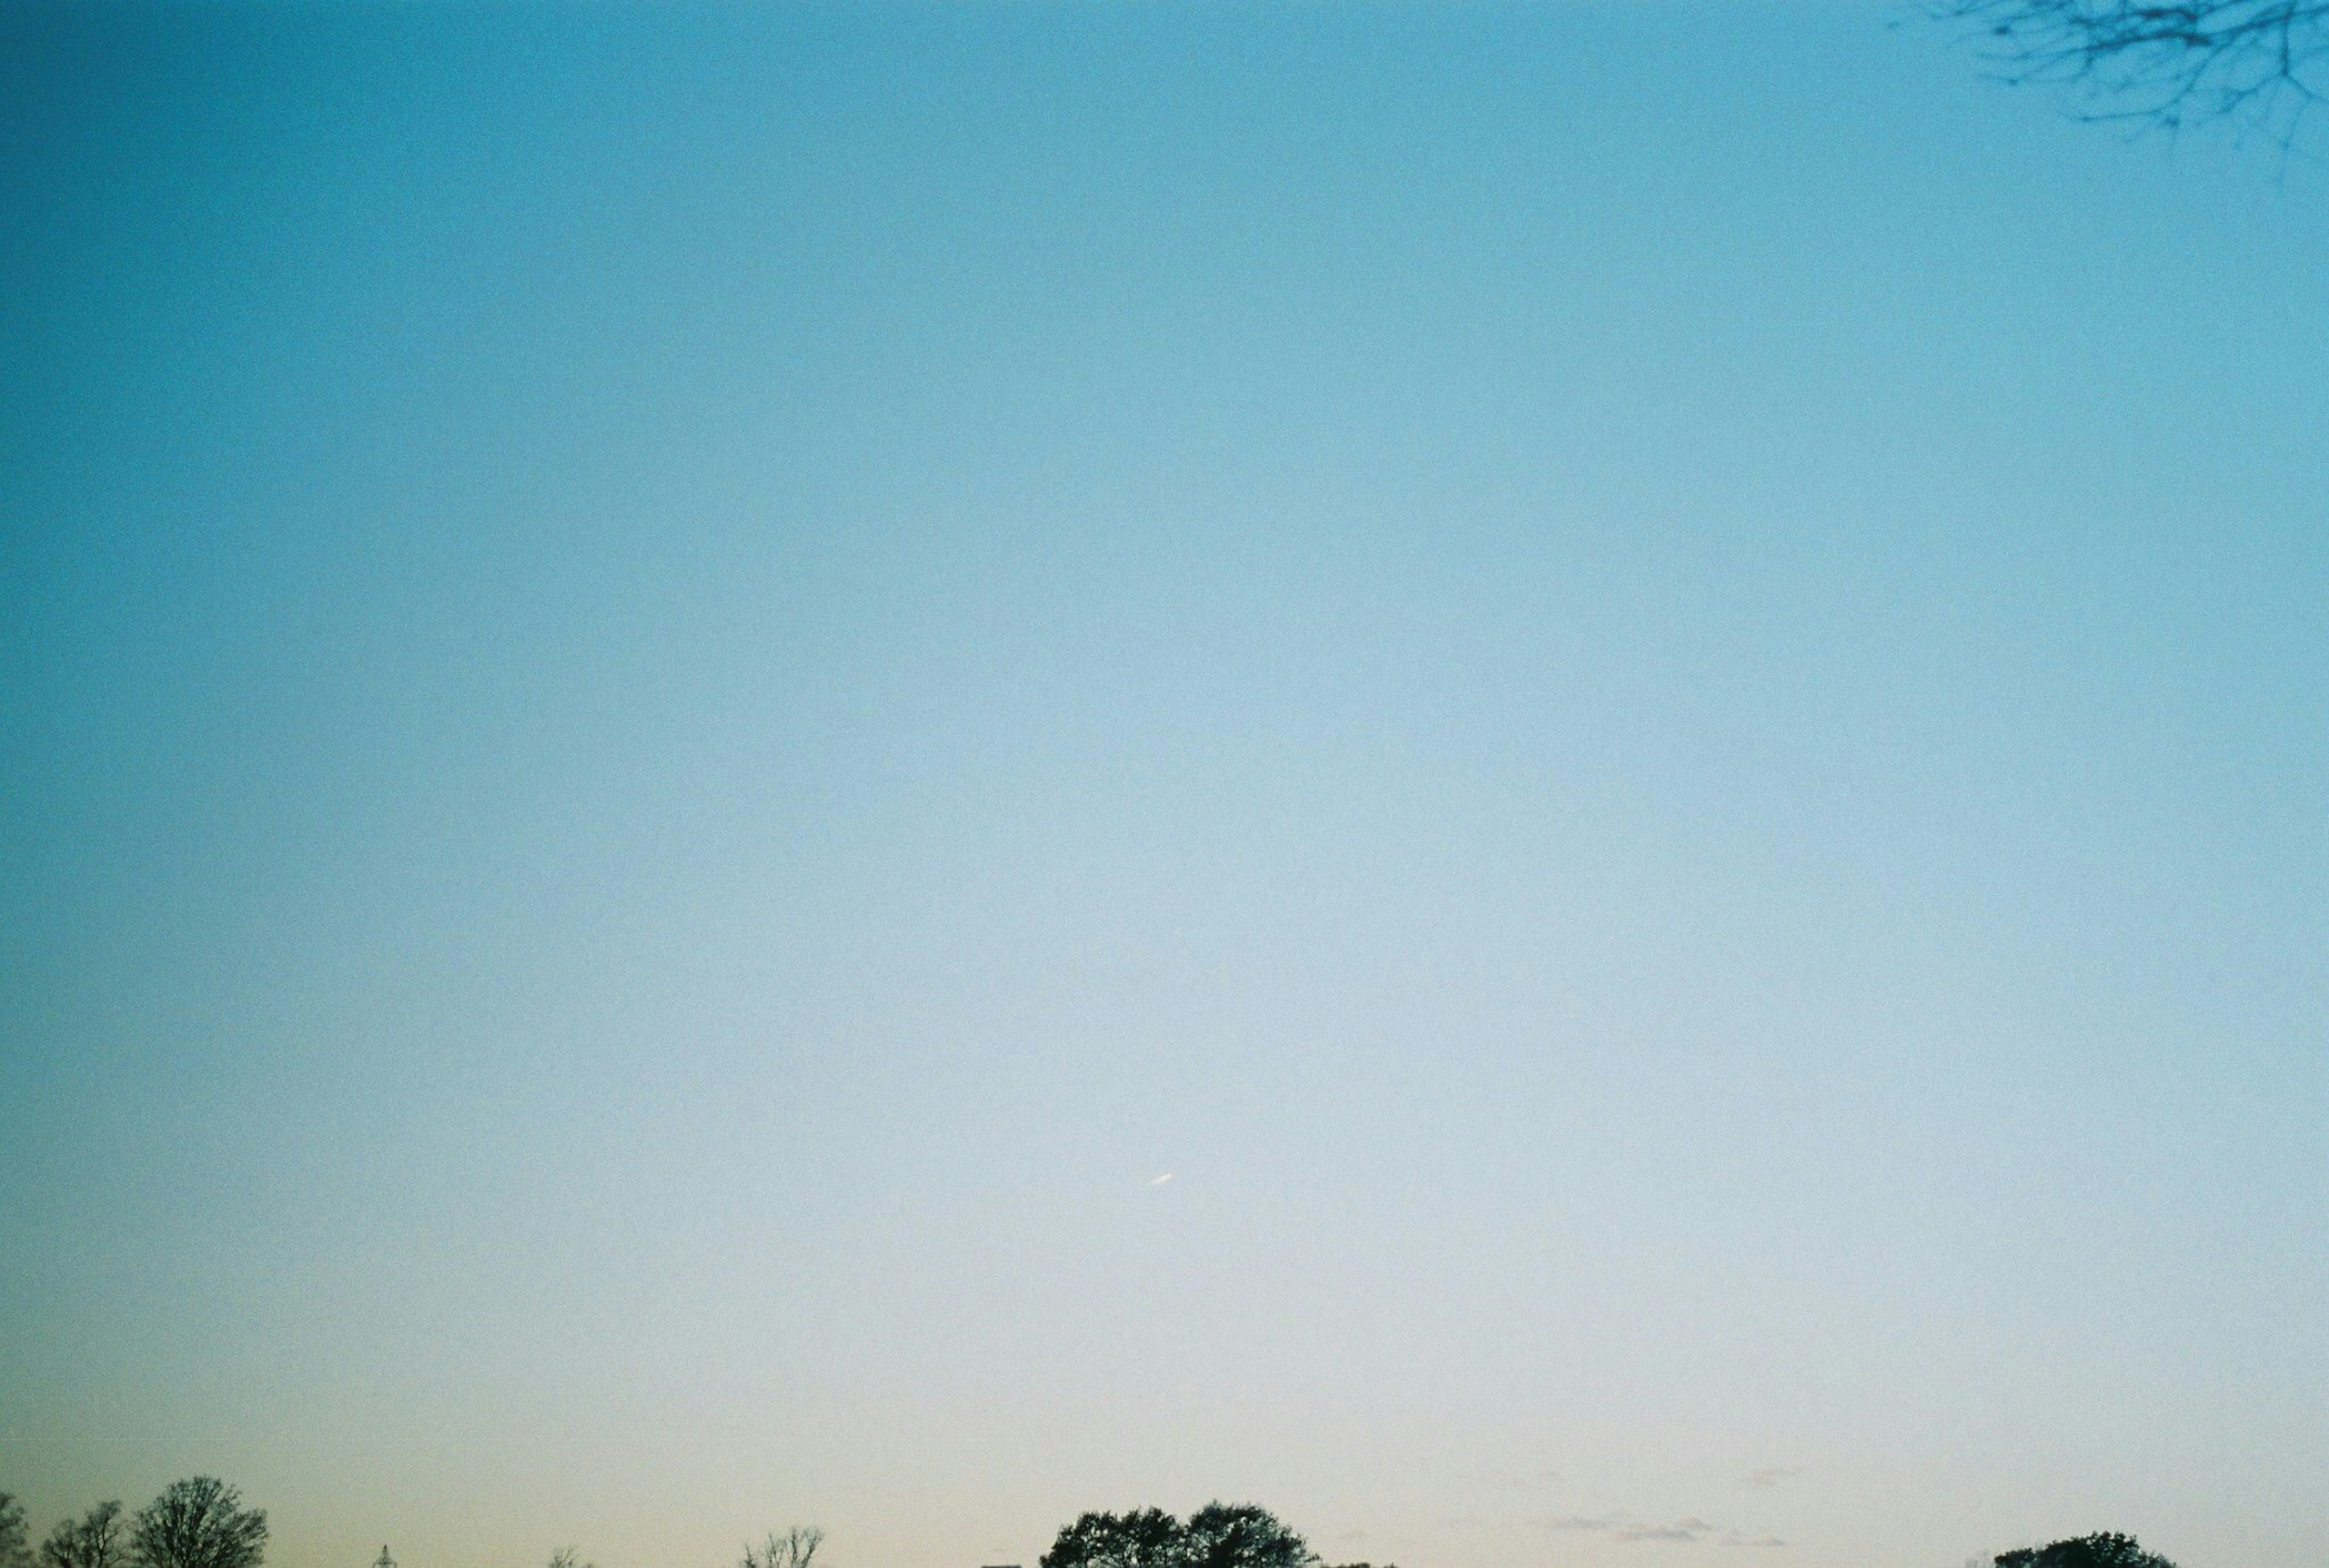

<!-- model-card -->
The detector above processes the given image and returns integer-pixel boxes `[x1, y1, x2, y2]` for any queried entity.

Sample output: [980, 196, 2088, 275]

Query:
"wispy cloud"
[1538, 1511, 1778, 1548]
[1613, 1525, 1701, 1543]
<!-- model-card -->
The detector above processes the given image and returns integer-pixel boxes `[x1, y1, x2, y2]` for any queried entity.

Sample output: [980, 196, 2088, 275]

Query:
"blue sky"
[2, 6, 2324, 1568]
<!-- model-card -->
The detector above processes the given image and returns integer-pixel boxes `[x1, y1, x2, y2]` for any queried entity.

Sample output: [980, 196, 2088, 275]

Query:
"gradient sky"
[2, 6, 2324, 1568]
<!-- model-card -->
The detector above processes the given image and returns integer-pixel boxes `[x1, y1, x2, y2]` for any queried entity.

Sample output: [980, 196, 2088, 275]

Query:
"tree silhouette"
[1180, 1507, 1316, 1568]
[1940, 0, 2328, 140]
[1994, 1532, 2179, 1568]
[128, 1482, 265, 1568]
[1041, 1510, 1186, 1568]
[0, 1495, 29, 1568]
[740, 1528, 824, 1568]
[1041, 1507, 1316, 1568]
[0, 1495, 30, 1568]
[41, 1505, 127, 1568]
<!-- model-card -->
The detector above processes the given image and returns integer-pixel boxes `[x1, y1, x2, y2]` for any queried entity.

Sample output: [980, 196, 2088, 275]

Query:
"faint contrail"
[1148, 1172, 1174, 1186]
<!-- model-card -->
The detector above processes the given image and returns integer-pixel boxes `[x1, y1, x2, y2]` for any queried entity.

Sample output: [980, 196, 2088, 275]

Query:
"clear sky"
[2, 5, 2323, 1568]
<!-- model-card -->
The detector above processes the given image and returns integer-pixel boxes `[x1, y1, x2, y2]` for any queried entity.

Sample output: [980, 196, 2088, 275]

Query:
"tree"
[740, 1529, 824, 1568]
[1041, 1511, 1186, 1568]
[41, 1504, 127, 1568]
[127, 1481, 265, 1568]
[1180, 1507, 1316, 1568]
[547, 1549, 596, 1568]
[1994, 1533, 2179, 1568]
[1, 1495, 30, 1568]
[1939, 0, 2328, 141]
[1041, 1507, 1316, 1568]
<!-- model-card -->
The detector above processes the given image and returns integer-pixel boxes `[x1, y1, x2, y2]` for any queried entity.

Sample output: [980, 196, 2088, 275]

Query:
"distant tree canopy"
[41, 1504, 126, 1568]
[1941, 0, 2328, 140]
[1042, 1506, 1330, 1568]
[127, 1481, 265, 1568]
[740, 1527, 825, 1568]
[1180, 1508, 1316, 1568]
[1995, 1532, 2179, 1568]
[1043, 1509, 1190, 1568]
[0, 1494, 30, 1568]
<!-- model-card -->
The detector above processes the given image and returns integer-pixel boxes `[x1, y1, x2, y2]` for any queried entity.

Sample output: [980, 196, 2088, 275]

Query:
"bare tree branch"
[127, 1483, 264, 1568]
[41, 1505, 127, 1568]
[741, 1526, 824, 1568]
[1936, 0, 2329, 141]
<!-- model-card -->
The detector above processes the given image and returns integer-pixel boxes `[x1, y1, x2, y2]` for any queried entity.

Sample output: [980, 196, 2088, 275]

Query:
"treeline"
[1, 1481, 266, 1568]
[549, 1524, 828, 1568]
[1032, 1503, 2179, 1568]
[5, 1484, 2183, 1568]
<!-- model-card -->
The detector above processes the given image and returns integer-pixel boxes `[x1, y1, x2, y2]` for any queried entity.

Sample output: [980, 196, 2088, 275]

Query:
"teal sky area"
[1, 5, 2323, 1568]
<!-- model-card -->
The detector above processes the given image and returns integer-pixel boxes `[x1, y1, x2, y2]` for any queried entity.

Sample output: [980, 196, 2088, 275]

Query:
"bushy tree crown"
[1996, 1532, 2177, 1568]
[1042, 1506, 1317, 1568]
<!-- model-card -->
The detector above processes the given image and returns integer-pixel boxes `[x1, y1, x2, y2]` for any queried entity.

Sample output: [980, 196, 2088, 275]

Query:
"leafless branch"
[1936, 0, 2329, 142]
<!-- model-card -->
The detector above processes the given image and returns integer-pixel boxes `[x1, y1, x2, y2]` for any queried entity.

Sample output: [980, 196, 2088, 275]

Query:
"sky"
[1, 5, 2324, 1568]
